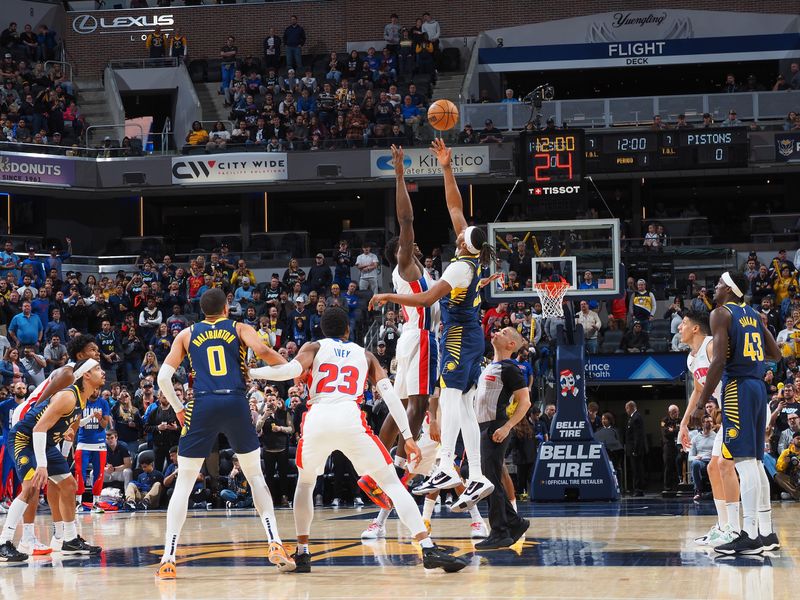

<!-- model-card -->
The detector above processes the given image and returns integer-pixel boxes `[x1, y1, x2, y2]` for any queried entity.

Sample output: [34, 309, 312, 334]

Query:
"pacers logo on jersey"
[727, 427, 739, 439]
[445, 361, 457, 372]
[18, 456, 29, 465]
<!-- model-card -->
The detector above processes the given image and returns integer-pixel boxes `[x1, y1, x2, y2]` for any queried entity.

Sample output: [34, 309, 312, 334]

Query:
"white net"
[532, 281, 570, 318]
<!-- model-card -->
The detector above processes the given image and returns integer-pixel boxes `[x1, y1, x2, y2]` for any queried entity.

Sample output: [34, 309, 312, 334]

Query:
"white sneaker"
[354, 497, 364, 507]
[710, 524, 738, 548]
[331, 498, 340, 508]
[50, 536, 63, 552]
[19, 538, 53, 556]
[450, 478, 495, 513]
[91, 503, 105, 514]
[360, 521, 386, 540]
[470, 521, 489, 539]
[694, 524, 722, 546]
[411, 468, 461, 495]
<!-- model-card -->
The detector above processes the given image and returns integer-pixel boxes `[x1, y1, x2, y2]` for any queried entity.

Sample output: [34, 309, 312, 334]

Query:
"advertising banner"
[0, 153, 76, 186]
[775, 133, 800, 162]
[586, 353, 688, 383]
[171, 153, 288, 185]
[369, 146, 489, 178]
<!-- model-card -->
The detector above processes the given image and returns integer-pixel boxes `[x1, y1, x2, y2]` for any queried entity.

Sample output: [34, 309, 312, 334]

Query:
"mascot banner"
[531, 325, 620, 501]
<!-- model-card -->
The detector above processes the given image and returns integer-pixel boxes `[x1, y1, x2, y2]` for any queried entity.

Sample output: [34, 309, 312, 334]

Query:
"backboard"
[487, 218, 621, 303]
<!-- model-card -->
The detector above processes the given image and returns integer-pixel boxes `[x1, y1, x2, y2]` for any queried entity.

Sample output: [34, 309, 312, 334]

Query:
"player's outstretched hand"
[430, 138, 451, 169]
[368, 293, 389, 310]
[404, 438, 422, 469]
[390, 144, 405, 177]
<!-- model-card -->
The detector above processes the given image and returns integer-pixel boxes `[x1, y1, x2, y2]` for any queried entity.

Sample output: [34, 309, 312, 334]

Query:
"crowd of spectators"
[183, 13, 444, 153]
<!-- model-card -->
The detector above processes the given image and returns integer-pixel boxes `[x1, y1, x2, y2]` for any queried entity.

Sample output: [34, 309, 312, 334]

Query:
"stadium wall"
[64, 1, 800, 79]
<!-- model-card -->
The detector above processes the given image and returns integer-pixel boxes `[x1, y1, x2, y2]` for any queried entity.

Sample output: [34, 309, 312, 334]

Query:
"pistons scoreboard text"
[520, 131, 585, 199]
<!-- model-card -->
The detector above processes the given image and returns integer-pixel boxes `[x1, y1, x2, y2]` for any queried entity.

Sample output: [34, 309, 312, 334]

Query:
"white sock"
[458, 388, 483, 481]
[756, 462, 773, 535]
[53, 521, 64, 540]
[21, 523, 35, 542]
[726, 502, 740, 532]
[468, 504, 482, 522]
[63, 520, 77, 541]
[422, 498, 436, 521]
[437, 388, 462, 464]
[419, 536, 434, 548]
[298, 543, 309, 554]
[714, 498, 728, 528]
[393, 455, 407, 470]
[734, 458, 759, 538]
[161, 456, 205, 562]
[375, 508, 391, 527]
[0, 497, 29, 543]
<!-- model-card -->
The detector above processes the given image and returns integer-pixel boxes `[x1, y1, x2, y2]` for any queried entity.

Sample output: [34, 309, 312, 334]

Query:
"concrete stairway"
[430, 71, 465, 141]
[194, 81, 229, 125]
[75, 79, 114, 143]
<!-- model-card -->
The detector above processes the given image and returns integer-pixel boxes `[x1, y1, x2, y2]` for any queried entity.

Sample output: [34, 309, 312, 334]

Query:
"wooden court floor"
[1, 498, 796, 600]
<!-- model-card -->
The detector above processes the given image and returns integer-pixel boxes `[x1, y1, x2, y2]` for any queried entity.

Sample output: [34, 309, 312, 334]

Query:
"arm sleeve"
[249, 359, 303, 382]
[157, 364, 184, 414]
[376, 378, 412, 439]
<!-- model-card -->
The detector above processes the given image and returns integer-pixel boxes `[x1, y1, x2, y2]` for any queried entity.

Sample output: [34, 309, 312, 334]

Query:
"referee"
[472, 326, 532, 549]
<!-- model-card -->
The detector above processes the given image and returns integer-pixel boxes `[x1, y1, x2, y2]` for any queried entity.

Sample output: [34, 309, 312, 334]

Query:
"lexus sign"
[72, 14, 174, 35]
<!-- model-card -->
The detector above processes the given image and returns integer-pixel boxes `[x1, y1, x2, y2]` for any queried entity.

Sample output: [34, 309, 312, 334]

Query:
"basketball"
[427, 99, 459, 131]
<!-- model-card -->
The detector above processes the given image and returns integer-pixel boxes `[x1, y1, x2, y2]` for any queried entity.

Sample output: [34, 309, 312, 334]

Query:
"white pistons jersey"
[392, 266, 440, 333]
[308, 338, 368, 406]
[687, 336, 721, 400]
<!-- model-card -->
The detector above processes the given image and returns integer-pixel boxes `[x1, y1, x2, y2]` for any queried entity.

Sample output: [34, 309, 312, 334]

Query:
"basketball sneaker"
[61, 536, 102, 555]
[0, 541, 28, 562]
[18, 538, 52, 556]
[714, 531, 763, 555]
[759, 532, 781, 551]
[470, 521, 489, 539]
[91, 503, 105, 514]
[357, 475, 393, 510]
[268, 542, 296, 572]
[156, 560, 177, 580]
[361, 521, 386, 540]
[709, 525, 737, 548]
[421, 545, 468, 572]
[450, 478, 495, 512]
[292, 550, 312, 573]
[50, 536, 63, 552]
[694, 524, 722, 546]
[509, 518, 530, 544]
[412, 467, 461, 495]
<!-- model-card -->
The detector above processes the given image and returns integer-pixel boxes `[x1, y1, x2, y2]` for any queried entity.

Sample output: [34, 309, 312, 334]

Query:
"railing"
[44, 60, 74, 85]
[460, 90, 800, 131]
[85, 123, 145, 151]
[108, 58, 179, 70]
[159, 118, 172, 155]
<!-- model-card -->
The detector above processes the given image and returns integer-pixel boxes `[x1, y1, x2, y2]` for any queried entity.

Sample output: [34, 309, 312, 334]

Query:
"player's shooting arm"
[392, 145, 417, 273]
[249, 341, 318, 382]
[699, 308, 729, 406]
[430, 139, 467, 234]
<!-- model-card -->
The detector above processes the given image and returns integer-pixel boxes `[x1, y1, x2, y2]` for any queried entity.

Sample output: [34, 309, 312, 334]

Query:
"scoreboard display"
[584, 127, 749, 172]
[520, 131, 585, 199]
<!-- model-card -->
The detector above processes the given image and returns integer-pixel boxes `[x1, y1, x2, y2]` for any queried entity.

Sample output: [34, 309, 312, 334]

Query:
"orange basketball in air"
[427, 99, 459, 131]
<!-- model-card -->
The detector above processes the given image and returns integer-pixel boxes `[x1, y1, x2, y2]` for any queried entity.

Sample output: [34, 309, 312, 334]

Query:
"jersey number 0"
[207, 346, 228, 376]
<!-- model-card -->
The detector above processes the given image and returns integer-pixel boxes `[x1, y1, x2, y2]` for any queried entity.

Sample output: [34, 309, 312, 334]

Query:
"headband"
[721, 272, 743, 298]
[73, 358, 99, 379]
[464, 226, 480, 254]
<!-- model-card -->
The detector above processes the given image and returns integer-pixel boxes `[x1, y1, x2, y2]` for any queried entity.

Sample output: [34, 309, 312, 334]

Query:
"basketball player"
[697, 271, 781, 555]
[370, 138, 496, 511]
[358, 144, 438, 510]
[676, 310, 740, 547]
[74, 389, 111, 513]
[8, 335, 101, 555]
[249, 307, 468, 573]
[156, 288, 295, 579]
[0, 358, 105, 561]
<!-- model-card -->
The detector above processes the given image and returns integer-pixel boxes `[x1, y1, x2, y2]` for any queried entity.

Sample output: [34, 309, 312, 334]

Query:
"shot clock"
[520, 131, 585, 199]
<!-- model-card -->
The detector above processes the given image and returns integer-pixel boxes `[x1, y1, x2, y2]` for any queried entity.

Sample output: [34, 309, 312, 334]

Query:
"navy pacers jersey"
[722, 302, 766, 379]
[439, 255, 481, 325]
[188, 318, 247, 393]
[12, 384, 85, 446]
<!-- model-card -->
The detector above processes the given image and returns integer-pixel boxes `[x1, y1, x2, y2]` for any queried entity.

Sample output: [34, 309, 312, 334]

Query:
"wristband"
[61, 440, 72, 458]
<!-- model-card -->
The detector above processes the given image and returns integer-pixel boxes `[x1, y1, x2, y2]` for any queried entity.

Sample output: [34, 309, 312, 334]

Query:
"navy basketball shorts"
[8, 432, 70, 482]
[439, 322, 483, 392]
[720, 377, 767, 460]
[178, 394, 260, 458]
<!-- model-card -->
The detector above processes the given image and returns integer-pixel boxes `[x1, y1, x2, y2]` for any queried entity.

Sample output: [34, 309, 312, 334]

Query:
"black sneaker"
[421, 545, 468, 572]
[473, 535, 513, 550]
[0, 541, 28, 562]
[61, 536, 102, 555]
[292, 550, 311, 573]
[759, 532, 781, 551]
[125, 500, 137, 511]
[509, 518, 530, 545]
[714, 531, 763, 555]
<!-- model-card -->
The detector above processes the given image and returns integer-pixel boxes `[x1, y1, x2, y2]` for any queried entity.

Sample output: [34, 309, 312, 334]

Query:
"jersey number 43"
[742, 332, 764, 362]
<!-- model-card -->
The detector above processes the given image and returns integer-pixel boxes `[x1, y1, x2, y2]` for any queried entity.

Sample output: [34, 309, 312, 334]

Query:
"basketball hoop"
[532, 278, 570, 318]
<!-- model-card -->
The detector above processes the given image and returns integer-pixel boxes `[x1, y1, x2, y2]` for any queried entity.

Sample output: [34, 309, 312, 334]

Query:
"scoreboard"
[520, 131, 585, 199]
[584, 127, 749, 172]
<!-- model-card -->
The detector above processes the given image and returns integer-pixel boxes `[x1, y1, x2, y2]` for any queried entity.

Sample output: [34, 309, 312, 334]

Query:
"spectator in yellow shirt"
[230, 259, 257, 287]
[145, 26, 167, 59]
[185, 121, 209, 146]
[773, 264, 799, 305]
[775, 431, 800, 500]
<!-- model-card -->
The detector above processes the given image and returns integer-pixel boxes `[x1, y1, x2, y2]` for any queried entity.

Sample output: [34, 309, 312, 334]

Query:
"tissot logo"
[72, 14, 175, 35]
[530, 186, 581, 195]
